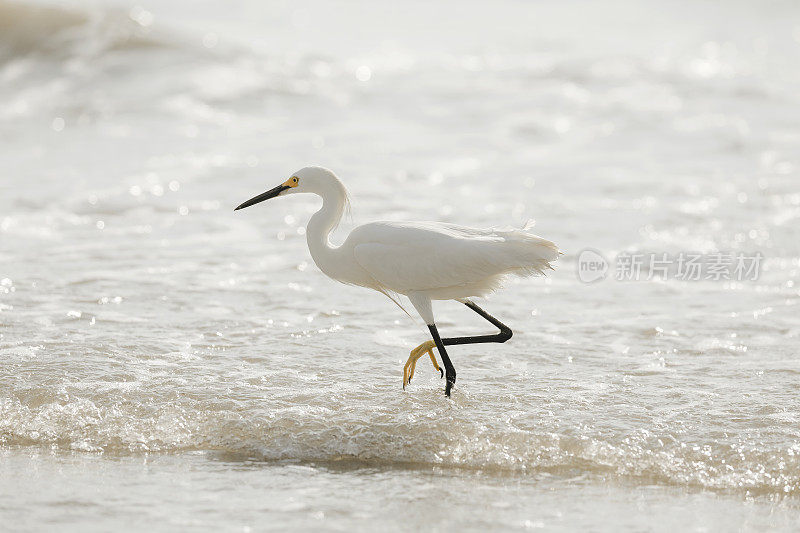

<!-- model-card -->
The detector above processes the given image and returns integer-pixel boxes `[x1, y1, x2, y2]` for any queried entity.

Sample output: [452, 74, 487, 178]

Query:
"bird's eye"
[292, 177, 298, 183]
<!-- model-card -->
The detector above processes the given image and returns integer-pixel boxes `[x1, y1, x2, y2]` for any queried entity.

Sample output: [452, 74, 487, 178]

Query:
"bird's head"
[234, 166, 343, 211]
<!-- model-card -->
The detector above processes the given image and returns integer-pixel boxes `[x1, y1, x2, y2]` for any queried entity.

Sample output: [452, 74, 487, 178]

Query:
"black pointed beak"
[234, 184, 290, 211]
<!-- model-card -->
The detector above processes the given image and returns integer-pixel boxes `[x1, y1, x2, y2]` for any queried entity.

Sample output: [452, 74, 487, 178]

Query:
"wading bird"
[235, 167, 559, 397]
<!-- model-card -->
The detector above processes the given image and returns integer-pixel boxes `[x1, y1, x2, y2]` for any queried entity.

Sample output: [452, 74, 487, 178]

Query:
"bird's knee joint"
[498, 327, 513, 343]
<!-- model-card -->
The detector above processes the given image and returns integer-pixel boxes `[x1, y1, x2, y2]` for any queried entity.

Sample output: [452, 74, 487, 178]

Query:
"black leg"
[428, 324, 455, 397]
[426, 301, 513, 397]
[440, 301, 513, 346]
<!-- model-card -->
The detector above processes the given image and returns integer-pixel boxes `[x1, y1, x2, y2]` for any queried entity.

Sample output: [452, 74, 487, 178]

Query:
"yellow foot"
[402, 340, 441, 389]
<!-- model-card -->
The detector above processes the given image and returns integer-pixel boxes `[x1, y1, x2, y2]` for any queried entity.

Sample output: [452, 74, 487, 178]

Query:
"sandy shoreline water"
[3, 447, 800, 532]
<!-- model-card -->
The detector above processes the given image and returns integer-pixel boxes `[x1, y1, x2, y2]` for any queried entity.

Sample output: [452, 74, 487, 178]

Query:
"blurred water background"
[1, 0, 800, 530]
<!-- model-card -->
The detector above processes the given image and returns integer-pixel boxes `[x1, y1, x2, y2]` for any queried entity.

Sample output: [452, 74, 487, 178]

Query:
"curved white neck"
[306, 182, 348, 277]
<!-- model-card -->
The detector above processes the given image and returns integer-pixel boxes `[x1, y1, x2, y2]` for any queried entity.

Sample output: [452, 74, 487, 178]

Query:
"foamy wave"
[1, 395, 798, 495]
[0, 1, 170, 59]
[0, 0, 225, 121]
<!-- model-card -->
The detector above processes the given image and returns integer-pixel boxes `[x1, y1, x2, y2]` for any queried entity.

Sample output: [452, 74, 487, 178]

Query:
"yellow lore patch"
[283, 176, 300, 188]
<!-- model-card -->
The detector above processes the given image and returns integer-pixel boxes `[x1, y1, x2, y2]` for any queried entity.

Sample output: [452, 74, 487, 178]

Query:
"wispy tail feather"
[491, 225, 560, 277]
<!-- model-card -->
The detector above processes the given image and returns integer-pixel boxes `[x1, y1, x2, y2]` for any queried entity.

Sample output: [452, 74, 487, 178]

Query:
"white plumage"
[350, 221, 558, 307]
[235, 166, 559, 395]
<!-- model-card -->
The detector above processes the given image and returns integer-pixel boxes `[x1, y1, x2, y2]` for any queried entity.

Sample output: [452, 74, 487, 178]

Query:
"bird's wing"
[354, 242, 482, 293]
[350, 221, 558, 294]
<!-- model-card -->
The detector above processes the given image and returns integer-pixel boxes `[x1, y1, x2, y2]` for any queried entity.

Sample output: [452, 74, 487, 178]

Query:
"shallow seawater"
[3, 449, 800, 532]
[1, 0, 800, 530]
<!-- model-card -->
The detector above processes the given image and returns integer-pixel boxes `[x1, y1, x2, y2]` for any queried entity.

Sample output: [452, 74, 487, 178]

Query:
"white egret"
[235, 166, 560, 396]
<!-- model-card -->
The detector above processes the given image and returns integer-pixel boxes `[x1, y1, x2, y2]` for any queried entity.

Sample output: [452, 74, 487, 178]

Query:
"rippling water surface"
[1, 0, 800, 530]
